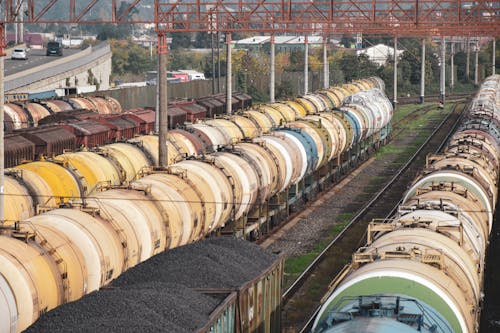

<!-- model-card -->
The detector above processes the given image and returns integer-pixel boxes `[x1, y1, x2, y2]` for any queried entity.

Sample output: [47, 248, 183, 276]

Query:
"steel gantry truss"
[0, 0, 498, 36]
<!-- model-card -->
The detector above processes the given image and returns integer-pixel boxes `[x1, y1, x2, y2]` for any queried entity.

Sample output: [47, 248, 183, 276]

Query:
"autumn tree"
[109, 39, 156, 79]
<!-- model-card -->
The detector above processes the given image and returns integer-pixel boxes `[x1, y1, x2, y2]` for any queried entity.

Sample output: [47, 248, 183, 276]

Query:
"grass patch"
[330, 220, 350, 236]
[373, 144, 405, 158]
[284, 241, 327, 287]
[366, 175, 386, 182]
[284, 213, 354, 288]
[285, 251, 320, 277]
[336, 212, 354, 223]
[392, 102, 437, 123]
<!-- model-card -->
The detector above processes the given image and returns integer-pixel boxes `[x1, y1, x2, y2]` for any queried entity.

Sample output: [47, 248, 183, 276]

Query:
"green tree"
[341, 36, 355, 48]
[288, 49, 305, 71]
[357, 53, 380, 78]
[194, 32, 211, 48]
[97, 24, 129, 40]
[400, 51, 420, 85]
[112, 47, 129, 75]
[276, 80, 294, 99]
[110, 39, 155, 77]
[169, 49, 209, 72]
[348, 53, 378, 80]
[126, 44, 155, 74]
[170, 32, 192, 49]
[454, 51, 468, 82]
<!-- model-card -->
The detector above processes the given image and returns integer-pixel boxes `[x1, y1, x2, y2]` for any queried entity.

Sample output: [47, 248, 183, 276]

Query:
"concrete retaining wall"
[6, 43, 111, 93]
[96, 79, 223, 110]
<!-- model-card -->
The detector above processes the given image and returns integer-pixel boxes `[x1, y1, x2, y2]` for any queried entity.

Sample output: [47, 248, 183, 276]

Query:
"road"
[4, 48, 81, 77]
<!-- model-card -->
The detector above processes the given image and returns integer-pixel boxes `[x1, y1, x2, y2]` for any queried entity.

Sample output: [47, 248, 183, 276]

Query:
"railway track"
[257, 103, 440, 247]
[281, 99, 468, 333]
[258, 101, 458, 248]
[397, 93, 470, 105]
[257, 95, 471, 248]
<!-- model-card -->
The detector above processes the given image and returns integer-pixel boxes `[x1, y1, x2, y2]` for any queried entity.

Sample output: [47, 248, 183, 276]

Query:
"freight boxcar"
[233, 92, 253, 109]
[167, 106, 188, 128]
[126, 108, 156, 134]
[59, 120, 111, 147]
[37, 109, 96, 125]
[171, 100, 207, 123]
[196, 97, 224, 118]
[4, 134, 35, 167]
[17, 126, 76, 159]
[92, 115, 140, 141]
[214, 93, 240, 111]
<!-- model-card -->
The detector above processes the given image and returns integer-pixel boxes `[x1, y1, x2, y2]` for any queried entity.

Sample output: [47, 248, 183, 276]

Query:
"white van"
[178, 70, 206, 81]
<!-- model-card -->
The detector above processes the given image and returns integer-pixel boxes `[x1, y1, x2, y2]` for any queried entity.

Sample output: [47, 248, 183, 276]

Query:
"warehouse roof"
[232, 35, 336, 45]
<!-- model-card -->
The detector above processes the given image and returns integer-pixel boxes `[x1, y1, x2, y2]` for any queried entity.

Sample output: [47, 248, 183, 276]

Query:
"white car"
[11, 48, 27, 60]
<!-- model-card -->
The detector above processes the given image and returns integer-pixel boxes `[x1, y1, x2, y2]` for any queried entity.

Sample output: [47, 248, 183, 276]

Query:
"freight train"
[4, 77, 390, 225]
[3, 92, 252, 132]
[4, 93, 253, 167]
[312, 74, 500, 333]
[1, 77, 392, 333]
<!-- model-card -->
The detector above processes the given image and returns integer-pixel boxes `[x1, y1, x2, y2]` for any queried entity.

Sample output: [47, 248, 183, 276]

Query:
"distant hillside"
[33, 1, 154, 21]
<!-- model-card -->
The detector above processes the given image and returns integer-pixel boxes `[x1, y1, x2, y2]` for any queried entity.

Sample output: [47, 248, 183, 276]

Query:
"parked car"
[11, 48, 27, 60]
[46, 41, 63, 56]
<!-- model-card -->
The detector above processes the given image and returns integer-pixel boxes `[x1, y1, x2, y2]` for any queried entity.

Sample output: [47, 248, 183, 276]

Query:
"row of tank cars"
[312, 74, 500, 333]
[0, 77, 393, 332]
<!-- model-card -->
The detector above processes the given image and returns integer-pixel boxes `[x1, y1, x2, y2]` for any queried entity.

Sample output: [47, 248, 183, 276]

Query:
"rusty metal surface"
[3, 111, 14, 132]
[18, 127, 76, 158]
[24, 103, 51, 126]
[167, 107, 187, 129]
[233, 93, 253, 109]
[174, 102, 207, 123]
[214, 94, 239, 112]
[196, 98, 223, 118]
[37, 109, 95, 125]
[127, 108, 156, 133]
[68, 97, 97, 112]
[97, 116, 138, 140]
[4, 134, 35, 167]
[43, 100, 74, 113]
[170, 129, 207, 156]
[122, 113, 146, 134]
[4, 103, 30, 129]
[86, 96, 114, 114]
[63, 121, 110, 147]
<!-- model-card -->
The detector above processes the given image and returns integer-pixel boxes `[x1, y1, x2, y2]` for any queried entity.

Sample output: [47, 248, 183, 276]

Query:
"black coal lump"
[113, 236, 280, 289]
[25, 282, 220, 333]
